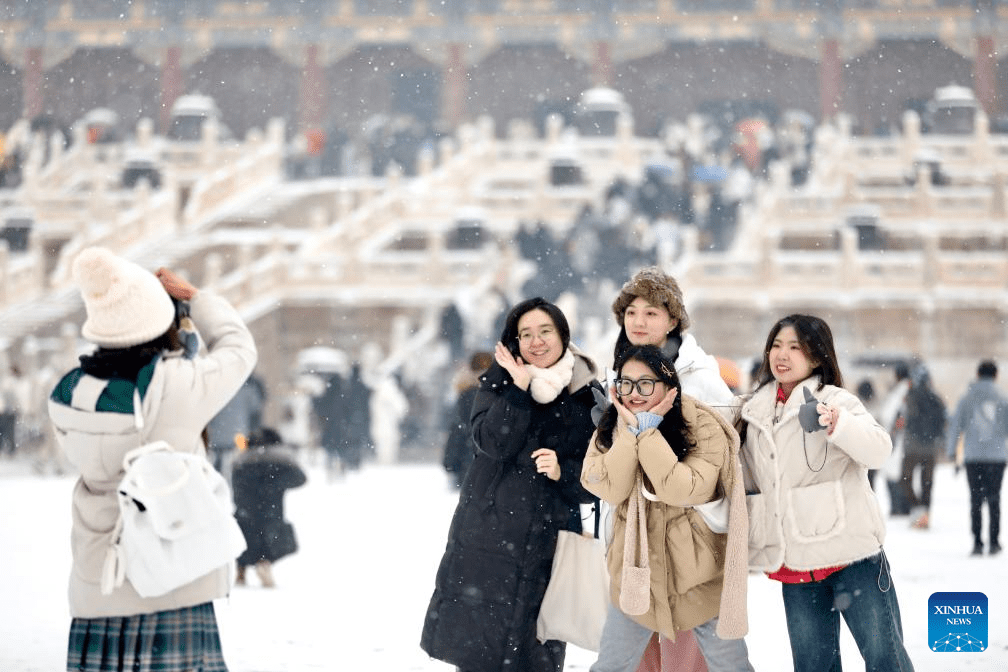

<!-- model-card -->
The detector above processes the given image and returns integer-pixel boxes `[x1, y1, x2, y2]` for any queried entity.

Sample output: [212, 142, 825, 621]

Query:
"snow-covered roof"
[578, 87, 629, 112]
[933, 84, 976, 105]
[170, 94, 221, 117]
[82, 108, 118, 127]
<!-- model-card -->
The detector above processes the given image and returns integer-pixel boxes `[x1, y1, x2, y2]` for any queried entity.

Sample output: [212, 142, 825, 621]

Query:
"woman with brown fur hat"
[611, 267, 732, 412]
[609, 266, 735, 672]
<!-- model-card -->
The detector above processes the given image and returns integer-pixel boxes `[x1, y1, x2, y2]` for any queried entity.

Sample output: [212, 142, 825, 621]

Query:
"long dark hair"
[595, 345, 693, 460]
[499, 296, 570, 359]
[751, 314, 844, 392]
[79, 325, 183, 380]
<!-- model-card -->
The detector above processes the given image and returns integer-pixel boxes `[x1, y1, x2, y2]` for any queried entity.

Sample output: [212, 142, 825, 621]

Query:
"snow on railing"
[181, 119, 285, 227]
[0, 243, 45, 305]
[45, 183, 178, 291]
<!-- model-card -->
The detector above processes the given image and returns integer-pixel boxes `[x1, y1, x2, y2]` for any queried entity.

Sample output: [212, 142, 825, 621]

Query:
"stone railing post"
[267, 118, 286, 174]
[203, 252, 223, 289]
[974, 111, 992, 163]
[136, 117, 154, 146]
[617, 114, 636, 170]
[49, 131, 65, 163]
[417, 143, 435, 176]
[310, 206, 328, 232]
[427, 225, 445, 277]
[201, 117, 220, 169]
[992, 172, 1007, 217]
[674, 226, 699, 281]
[0, 242, 8, 304]
[923, 233, 939, 289]
[335, 189, 354, 220]
[760, 230, 778, 284]
[901, 109, 921, 167]
[840, 226, 859, 288]
[915, 163, 933, 217]
[546, 113, 564, 142]
[238, 244, 254, 300]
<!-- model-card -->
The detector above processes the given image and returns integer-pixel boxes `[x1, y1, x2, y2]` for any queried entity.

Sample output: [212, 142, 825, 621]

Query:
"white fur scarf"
[525, 348, 575, 403]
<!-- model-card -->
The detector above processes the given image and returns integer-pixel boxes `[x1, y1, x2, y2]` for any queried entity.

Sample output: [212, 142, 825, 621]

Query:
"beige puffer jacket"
[581, 395, 749, 641]
[49, 291, 257, 618]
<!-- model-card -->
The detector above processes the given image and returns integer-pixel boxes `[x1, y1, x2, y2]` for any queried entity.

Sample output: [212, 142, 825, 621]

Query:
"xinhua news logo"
[929, 592, 988, 653]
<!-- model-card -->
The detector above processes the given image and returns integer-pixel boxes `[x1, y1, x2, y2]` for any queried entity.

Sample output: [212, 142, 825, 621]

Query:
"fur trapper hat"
[73, 246, 175, 348]
[611, 266, 690, 331]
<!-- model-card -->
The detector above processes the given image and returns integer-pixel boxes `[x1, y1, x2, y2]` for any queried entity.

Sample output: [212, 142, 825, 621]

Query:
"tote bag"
[536, 528, 610, 652]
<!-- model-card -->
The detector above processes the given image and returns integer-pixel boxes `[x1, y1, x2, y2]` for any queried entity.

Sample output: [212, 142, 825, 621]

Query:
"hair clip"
[660, 362, 675, 379]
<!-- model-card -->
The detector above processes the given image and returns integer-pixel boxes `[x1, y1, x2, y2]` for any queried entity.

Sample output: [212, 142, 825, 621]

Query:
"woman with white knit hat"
[49, 247, 257, 672]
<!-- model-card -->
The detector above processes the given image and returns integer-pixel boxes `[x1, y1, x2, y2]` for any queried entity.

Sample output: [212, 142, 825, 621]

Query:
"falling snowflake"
[931, 632, 985, 652]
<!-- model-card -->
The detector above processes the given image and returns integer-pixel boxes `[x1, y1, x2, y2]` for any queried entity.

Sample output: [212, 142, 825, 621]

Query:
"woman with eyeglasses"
[421, 297, 603, 672]
[582, 345, 753, 672]
[607, 267, 737, 672]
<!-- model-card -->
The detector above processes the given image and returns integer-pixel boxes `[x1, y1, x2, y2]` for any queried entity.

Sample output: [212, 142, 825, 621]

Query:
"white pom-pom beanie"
[73, 247, 175, 348]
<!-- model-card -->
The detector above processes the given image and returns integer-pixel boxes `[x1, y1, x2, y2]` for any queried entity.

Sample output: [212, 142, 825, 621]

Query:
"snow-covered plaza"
[2, 456, 1005, 671]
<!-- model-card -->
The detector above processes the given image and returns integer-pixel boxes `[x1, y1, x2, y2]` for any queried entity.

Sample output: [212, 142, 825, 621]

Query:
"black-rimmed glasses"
[615, 378, 659, 396]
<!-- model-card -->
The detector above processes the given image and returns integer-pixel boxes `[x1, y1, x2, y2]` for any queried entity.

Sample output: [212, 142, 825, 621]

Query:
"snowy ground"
[2, 453, 1006, 671]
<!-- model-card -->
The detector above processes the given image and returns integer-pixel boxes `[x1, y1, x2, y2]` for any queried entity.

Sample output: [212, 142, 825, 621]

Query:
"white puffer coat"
[738, 377, 891, 573]
[49, 291, 257, 618]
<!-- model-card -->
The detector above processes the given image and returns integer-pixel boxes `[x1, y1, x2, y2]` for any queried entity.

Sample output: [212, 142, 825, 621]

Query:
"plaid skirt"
[67, 602, 227, 672]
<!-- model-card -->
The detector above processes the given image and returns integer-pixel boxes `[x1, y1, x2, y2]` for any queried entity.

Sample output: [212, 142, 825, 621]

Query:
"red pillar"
[819, 37, 842, 122]
[160, 46, 182, 134]
[22, 47, 43, 120]
[593, 41, 612, 87]
[442, 43, 466, 128]
[975, 34, 997, 116]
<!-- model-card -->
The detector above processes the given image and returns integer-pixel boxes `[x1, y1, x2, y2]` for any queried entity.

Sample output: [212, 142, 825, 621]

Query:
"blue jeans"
[781, 552, 915, 672]
[590, 603, 754, 672]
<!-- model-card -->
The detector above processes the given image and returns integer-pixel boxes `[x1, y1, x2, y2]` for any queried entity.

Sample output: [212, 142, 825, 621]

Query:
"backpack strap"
[100, 514, 126, 595]
[101, 388, 152, 596]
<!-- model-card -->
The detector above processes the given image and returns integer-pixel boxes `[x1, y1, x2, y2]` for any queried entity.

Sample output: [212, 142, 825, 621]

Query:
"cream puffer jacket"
[738, 377, 891, 573]
[581, 395, 749, 641]
[49, 291, 257, 618]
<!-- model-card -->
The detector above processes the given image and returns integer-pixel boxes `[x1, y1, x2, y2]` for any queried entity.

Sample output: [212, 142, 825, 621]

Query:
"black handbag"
[264, 519, 298, 561]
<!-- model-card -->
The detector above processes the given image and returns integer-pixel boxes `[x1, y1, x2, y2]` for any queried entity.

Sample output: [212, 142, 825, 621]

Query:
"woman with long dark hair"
[421, 297, 602, 672]
[583, 345, 752, 672]
[739, 314, 914, 671]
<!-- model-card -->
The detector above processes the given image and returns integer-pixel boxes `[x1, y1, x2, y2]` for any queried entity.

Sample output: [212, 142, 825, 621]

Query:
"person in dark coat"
[231, 427, 307, 587]
[421, 297, 602, 672]
[342, 362, 372, 468]
[900, 366, 946, 530]
[313, 371, 350, 475]
[442, 350, 494, 489]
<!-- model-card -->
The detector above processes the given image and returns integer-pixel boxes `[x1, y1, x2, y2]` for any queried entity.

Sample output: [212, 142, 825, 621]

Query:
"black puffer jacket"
[421, 354, 600, 672]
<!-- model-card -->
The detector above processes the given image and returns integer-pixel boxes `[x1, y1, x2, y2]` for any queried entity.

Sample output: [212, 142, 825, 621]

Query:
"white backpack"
[101, 440, 247, 598]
